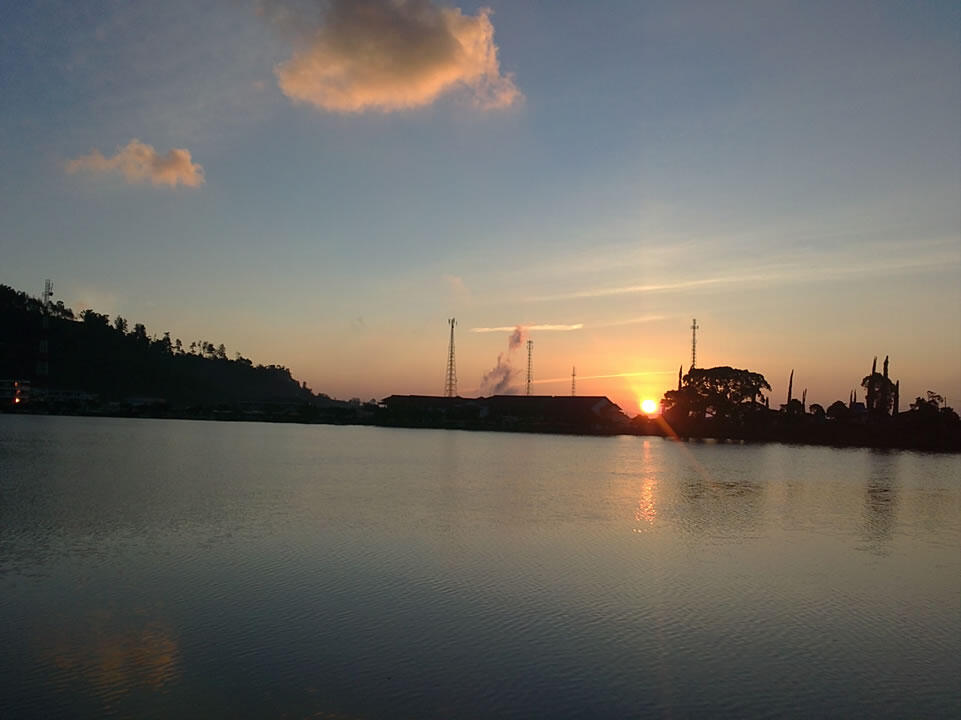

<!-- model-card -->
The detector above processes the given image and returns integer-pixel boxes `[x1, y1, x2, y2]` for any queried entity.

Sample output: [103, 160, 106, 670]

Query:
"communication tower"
[526, 339, 533, 396]
[690, 318, 699, 370]
[444, 318, 457, 397]
[37, 279, 53, 381]
[571, 366, 576, 397]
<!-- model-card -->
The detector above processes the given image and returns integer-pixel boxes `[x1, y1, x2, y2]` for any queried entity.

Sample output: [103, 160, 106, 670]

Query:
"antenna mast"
[526, 339, 533, 396]
[37, 279, 53, 381]
[571, 366, 576, 397]
[690, 318, 699, 370]
[444, 318, 457, 397]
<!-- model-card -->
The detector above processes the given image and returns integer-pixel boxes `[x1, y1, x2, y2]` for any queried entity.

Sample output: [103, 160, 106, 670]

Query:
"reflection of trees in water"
[672, 445, 767, 538]
[46, 613, 179, 704]
[913, 487, 953, 536]
[677, 476, 766, 538]
[860, 453, 899, 554]
[901, 454, 956, 537]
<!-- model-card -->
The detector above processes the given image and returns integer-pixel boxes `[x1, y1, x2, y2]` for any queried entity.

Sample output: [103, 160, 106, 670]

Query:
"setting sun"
[641, 398, 658, 415]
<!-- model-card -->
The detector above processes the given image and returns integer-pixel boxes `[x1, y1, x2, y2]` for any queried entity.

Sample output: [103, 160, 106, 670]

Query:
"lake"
[1, 415, 959, 718]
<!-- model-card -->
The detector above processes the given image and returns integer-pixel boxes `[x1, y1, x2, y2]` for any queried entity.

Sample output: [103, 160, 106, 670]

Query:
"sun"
[641, 398, 658, 415]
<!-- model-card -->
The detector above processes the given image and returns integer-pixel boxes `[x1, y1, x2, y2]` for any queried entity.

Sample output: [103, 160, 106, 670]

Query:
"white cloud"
[273, 0, 521, 113]
[67, 139, 205, 188]
[443, 274, 470, 302]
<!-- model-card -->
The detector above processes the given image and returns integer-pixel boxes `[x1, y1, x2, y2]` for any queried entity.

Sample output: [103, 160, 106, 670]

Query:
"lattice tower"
[526, 339, 533, 396]
[690, 318, 699, 370]
[444, 318, 457, 397]
[37, 279, 53, 380]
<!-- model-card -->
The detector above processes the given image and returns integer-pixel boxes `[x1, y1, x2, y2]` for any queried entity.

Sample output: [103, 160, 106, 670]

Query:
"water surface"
[1, 416, 959, 718]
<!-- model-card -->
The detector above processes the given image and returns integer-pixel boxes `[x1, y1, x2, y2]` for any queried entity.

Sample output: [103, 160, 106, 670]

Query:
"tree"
[154, 331, 173, 355]
[909, 394, 959, 425]
[52, 300, 74, 320]
[783, 398, 804, 417]
[910, 396, 940, 418]
[862, 372, 896, 415]
[113, 315, 128, 334]
[826, 400, 850, 419]
[662, 366, 770, 422]
[80, 309, 110, 329]
[862, 356, 896, 415]
[132, 323, 148, 344]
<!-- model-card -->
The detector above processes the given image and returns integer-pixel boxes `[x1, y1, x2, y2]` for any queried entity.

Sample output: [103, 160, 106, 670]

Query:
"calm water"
[1, 416, 959, 719]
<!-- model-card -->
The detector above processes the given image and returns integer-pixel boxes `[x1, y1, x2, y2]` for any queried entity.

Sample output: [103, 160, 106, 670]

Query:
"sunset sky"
[2, 0, 959, 415]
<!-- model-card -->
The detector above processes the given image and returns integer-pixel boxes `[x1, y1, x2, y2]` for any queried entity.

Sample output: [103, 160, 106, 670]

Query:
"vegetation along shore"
[2, 283, 958, 451]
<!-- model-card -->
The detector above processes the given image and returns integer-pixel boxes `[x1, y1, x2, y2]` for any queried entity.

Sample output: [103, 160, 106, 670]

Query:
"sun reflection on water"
[632, 439, 658, 531]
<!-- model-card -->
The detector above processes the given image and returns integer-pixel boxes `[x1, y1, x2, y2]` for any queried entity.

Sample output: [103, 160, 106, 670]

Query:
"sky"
[1, 0, 959, 415]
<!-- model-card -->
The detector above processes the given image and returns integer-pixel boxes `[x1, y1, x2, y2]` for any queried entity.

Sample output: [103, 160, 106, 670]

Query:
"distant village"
[2, 283, 958, 451]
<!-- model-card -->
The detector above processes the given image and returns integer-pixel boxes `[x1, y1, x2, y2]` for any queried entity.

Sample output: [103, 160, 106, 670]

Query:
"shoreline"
[4, 407, 959, 454]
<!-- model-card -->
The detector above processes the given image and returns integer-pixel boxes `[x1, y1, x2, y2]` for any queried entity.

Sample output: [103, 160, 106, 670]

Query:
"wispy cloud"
[272, 0, 521, 113]
[471, 324, 584, 333]
[529, 246, 960, 303]
[442, 274, 470, 303]
[528, 273, 779, 303]
[67, 139, 204, 188]
[471, 317, 664, 333]
[533, 370, 676, 385]
[593, 315, 666, 328]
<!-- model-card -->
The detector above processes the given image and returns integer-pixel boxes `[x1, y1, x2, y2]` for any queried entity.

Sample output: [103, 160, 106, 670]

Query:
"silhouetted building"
[381, 394, 629, 433]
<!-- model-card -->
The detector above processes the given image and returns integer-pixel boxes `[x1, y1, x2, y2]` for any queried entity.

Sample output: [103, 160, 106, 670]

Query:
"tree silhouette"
[861, 355, 896, 415]
[925, 390, 945, 408]
[81, 309, 109, 329]
[662, 366, 770, 422]
[826, 400, 850, 419]
[0, 283, 313, 408]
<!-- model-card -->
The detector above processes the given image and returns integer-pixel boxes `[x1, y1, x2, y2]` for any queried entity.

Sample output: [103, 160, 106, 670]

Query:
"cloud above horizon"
[273, 0, 521, 113]
[471, 323, 584, 333]
[67, 140, 205, 188]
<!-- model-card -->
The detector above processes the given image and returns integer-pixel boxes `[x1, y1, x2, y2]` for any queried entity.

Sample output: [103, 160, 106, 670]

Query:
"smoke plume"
[508, 326, 523, 351]
[480, 325, 525, 395]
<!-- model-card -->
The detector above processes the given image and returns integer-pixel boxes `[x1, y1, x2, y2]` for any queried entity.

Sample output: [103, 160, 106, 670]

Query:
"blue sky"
[2, 0, 959, 413]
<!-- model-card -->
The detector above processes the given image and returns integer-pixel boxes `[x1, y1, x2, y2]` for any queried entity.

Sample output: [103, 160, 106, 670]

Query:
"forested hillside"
[0, 284, 312, 406]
